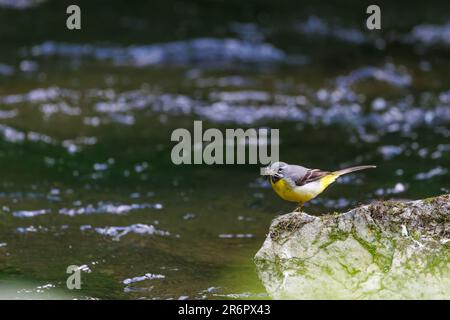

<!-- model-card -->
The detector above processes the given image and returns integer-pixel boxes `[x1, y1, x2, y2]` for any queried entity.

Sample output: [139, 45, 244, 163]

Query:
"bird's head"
[261, 161, 288, 180]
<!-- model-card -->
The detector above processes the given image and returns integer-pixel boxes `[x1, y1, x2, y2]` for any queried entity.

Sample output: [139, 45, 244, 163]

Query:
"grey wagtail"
[262, 162, 376, 211]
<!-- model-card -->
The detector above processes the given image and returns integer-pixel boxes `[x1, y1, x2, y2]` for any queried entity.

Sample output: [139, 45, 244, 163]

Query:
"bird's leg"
[295, 202, 304, 212]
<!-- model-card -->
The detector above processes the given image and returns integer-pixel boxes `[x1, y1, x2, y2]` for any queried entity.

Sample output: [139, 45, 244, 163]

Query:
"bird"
[262, 162, 376, 211]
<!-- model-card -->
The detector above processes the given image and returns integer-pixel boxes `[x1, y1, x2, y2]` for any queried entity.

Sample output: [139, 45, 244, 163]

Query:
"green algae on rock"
[255, 194, 450, 299]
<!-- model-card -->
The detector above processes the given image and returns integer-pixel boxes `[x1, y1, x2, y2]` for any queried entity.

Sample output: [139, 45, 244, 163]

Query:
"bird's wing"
[294, 168, 330, 186]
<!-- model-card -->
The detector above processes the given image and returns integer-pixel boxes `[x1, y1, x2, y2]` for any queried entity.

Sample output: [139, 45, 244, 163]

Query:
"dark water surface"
[0, 0, 449, 299]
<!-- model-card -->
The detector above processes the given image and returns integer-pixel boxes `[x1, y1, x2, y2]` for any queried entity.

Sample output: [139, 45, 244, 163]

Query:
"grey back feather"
[283, 165, 309, 187]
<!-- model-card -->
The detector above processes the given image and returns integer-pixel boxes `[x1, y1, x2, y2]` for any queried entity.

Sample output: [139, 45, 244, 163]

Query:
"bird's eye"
[278, 167, 283, 173]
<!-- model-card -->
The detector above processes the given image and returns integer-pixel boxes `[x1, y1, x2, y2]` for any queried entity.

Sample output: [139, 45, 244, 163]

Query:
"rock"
[254, 194, 449, 299]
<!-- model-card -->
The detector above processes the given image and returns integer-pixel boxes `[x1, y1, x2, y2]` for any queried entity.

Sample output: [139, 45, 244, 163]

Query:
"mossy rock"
[255, 194, 450, 299]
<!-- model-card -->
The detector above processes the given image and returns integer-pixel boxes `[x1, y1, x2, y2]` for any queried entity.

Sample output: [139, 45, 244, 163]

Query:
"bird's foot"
[294, 203, 304, 212]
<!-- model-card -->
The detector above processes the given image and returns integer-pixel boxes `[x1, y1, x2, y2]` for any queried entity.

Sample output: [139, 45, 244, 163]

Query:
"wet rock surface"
[255, 194, 449, 299]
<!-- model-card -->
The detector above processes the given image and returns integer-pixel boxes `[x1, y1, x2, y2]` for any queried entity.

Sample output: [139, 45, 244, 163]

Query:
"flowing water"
[0, 0, 448, 299]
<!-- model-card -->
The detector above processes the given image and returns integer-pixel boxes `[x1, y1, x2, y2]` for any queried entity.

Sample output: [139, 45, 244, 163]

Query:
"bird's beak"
[260, 166, 276, 176]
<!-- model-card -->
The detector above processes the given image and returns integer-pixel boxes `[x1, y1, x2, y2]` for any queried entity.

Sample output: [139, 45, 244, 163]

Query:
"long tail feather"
[333, 165, 376, 176]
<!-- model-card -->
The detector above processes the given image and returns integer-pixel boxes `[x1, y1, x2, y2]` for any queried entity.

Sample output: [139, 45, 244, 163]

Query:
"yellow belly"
[270, 175, 337, 203]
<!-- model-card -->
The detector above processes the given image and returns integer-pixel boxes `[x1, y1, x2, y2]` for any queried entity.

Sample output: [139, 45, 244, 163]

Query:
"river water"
[0, 0, 448, 299]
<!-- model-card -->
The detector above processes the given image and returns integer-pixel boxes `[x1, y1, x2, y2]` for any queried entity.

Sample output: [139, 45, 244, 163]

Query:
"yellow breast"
[270, 174, 337, 203]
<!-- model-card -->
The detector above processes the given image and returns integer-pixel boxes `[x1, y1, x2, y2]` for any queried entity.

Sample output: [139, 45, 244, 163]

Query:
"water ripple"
[30, 39, 286, 67]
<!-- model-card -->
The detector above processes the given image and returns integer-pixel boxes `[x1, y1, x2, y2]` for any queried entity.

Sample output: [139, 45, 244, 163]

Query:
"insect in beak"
[261, 166, 276, 176]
